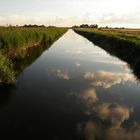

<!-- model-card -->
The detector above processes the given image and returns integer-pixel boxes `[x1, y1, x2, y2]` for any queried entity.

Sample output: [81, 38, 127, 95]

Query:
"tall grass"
[0, 27, 67, 49]
[0, 27, 68, 85]
[0, 52, 15, 85]
[74, 28, 140, 46]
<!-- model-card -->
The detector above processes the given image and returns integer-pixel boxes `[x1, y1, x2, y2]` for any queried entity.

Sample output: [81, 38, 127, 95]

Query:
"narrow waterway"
[0, 30, 140, 139]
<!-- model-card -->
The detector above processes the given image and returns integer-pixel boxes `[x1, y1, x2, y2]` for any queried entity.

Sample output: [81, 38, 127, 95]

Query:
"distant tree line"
[72, 24, 126, 29]
[99, 26, 125, 29]
[0, 24, 47, 28]
[0, 24, 61, 28]
[72, 24, 98, 28]
[22, 24, 46, 27]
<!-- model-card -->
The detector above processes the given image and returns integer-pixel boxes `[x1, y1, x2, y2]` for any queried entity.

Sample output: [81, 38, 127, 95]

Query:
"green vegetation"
[0, 27, 67, 58]
[72, 24, 98, 28]
[0, 27, 68, 85]
[74, 28, 140, 80]
[74, 28, 140, 47]
[0, 52, 15, 85]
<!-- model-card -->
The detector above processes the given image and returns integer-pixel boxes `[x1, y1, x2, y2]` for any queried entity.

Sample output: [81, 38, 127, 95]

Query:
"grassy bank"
[74, 28, 140, 47]
[0, 27, 68, 85]
[74, 28, 140, 80]
[0, 27, 67, 59]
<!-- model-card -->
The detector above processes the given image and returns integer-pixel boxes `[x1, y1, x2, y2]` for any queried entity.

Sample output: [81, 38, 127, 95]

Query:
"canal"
[0, 30, 140, 139]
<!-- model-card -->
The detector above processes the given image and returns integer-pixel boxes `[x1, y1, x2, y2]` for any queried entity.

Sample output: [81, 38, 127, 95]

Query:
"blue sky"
[0, 0, 140, 27]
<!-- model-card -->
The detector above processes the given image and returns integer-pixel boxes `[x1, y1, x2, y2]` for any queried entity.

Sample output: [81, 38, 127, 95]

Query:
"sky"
[0, 0, 140, 28]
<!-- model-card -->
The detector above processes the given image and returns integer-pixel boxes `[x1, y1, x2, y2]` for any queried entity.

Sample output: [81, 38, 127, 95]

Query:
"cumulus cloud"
[94, 104, 133, 127]
[75, 63, 81, 67]
[96, 60, 128, 66]
[0, 14, 49, 26]
[80, 120, 140, 140]
[77, 103, 139, 140]
[99, 12, 140, 27]
[84, 121, 100, 140]
[65, 49, 83, 55]
[80, 88, 98, 104]
[106, 124, 140, 140]
[84, 71, 135, 89]
[53, 69, 70, 80]
[70, 86, 140, 140]
[0, 0, 140, 27]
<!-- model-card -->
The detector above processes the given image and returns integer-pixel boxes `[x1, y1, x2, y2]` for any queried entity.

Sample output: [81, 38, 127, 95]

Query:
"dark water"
[0, 30, 140, 139]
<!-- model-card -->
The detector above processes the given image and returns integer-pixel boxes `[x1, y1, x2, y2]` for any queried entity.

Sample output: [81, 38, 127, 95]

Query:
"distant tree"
[40, 25, 45, 27]
[72, 24, 99, 29]
[90, 24, 98, 28]
[23, 24, 46, 28]
[80, 24, 89, 28]
[72, 25, 79, 28]
[47, 26, 56, 28]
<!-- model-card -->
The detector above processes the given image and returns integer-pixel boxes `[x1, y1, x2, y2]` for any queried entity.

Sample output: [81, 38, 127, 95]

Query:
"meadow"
[0, 27, 68, 85]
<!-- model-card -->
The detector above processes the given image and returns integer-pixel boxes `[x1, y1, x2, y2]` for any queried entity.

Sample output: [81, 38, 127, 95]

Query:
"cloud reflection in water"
[73, 87, 140, 140]
[82, 119, 140, 140]
[53, 69, 70, 80]
[80, 88, 98, 104]
[84, 71, 135, 88]
[94, 103, 133, 127]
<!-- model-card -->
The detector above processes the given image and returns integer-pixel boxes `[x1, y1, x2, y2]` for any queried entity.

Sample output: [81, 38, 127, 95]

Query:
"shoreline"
[73, 28, 140, 80]
[0, 27, 68, 86]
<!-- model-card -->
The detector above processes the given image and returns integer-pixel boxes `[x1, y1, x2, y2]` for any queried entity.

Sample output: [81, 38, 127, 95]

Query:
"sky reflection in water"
[0, 30, 140, 139]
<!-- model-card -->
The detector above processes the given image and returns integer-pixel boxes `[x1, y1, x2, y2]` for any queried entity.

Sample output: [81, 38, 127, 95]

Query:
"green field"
[0, 27, 68, 85]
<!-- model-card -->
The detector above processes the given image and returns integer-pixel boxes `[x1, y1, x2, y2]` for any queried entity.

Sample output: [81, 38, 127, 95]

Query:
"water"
[0, 30, 140, 139]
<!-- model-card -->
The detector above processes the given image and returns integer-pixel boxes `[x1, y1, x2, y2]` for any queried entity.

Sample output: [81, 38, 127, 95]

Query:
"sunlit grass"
[0, 27, 67, 49]
[74, 28, 140, 46]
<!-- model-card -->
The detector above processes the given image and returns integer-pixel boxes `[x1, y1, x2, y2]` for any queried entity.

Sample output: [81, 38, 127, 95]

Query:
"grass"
[0, 52, 15, 85]
[99, 28, 140, 35]
[73, 28, 140, 80]
[74, 28, 140, 46]
[0, 27, 67, 59]
[0, 27, 68, 85]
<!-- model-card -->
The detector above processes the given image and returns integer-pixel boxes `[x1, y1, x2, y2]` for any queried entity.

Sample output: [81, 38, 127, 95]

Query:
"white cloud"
[65, 49, 83, 55]
[99, 12, 140, 27]
[81, 119, 140, 140]
[75, 63, 81, 67]
[94, 104, 133, 127]
[84, 71, 135, 89]
[53, 69, 70, 80]
[77, 102, 138, 140]
[80, 88, 98, 104]
[0, 0, 140, 27]
[84, 121, 100, 140]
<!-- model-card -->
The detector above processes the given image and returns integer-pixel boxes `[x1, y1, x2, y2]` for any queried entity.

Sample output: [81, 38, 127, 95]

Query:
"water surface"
[0, 30, 140, 139]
